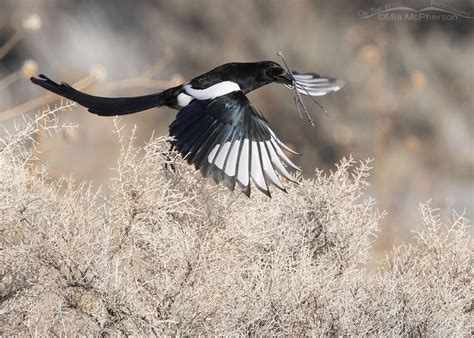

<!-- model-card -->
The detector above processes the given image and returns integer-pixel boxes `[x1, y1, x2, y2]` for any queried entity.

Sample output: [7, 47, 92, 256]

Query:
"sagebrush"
[0, 107, 471, 335]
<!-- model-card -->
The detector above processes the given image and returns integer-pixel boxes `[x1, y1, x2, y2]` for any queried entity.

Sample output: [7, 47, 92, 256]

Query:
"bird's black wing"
[169, 91, 299, 197]
[287, 72, 346, 97]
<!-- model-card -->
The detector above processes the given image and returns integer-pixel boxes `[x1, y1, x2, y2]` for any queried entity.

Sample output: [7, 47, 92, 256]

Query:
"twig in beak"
[277, 51, 329, 126]
[296, 83, 329, 118]
[277, 51, 314, 127]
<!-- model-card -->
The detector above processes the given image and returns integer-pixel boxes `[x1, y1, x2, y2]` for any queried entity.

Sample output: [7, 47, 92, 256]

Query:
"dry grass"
[1, 3, 473, 253]
[0, 106, 471, 335]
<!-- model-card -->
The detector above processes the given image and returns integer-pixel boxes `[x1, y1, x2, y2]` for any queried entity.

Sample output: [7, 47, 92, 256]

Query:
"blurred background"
[0, 0, 472, 252]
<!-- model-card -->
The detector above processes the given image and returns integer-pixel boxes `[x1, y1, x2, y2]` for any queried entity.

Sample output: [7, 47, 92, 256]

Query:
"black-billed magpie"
[30, 61, 345, 197]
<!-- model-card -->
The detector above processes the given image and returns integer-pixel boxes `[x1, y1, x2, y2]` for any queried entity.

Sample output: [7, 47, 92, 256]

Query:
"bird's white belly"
[184, 81, 240, 100]
[177, 93, 193, 107]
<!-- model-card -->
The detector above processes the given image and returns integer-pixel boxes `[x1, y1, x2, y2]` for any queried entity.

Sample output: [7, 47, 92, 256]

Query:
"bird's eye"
[267, 67, 282, 76]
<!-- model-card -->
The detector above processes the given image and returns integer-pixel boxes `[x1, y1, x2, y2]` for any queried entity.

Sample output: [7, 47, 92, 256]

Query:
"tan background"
[1, 0, 473, 252]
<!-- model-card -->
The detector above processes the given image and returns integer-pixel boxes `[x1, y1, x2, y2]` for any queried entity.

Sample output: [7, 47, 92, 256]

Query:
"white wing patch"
[286, 75, 346, 97]
[207, 144, 220, 163]
[266, 140, 295, 182]
[259, 142, 285, 190]
[237, 139, 250, 187]
[225, 140, 240, 176]
[270, 139, 299, 170]
[204, 126, 298, 195]
[214, 141, 231, 169]
[250, 141, 268, 191]
[292, 74, 314, 80]
[184, 81, 241, 100]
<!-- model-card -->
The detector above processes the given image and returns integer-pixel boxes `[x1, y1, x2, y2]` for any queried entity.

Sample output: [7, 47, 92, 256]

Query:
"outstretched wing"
[169, 91, 299, 197]
[287, 72, 346, 97]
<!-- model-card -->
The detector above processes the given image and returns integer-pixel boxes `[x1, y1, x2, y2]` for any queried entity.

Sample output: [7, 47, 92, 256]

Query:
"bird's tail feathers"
[31, 74, 173, 116]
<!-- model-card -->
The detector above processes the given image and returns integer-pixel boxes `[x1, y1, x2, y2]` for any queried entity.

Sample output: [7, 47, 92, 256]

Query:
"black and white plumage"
[30, 61, 345, 197]
[287, 72, 346, 97]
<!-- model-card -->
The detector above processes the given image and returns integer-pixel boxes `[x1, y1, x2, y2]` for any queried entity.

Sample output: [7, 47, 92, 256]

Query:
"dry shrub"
[0, 106, 471, 335]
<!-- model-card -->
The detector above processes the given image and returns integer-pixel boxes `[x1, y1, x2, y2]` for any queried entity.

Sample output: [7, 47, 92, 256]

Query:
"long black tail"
[31, 74, 174, 116]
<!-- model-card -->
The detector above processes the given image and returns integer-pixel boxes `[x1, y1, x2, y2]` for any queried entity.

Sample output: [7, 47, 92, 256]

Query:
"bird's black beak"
[275, 73, 294, 85]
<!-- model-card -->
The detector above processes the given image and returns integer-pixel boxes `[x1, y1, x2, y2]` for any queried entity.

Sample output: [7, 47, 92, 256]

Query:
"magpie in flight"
[31, 61, 345, 197]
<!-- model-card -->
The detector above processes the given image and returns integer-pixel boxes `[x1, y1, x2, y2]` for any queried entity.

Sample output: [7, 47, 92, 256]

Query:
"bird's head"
[258, 61, 293, 85]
